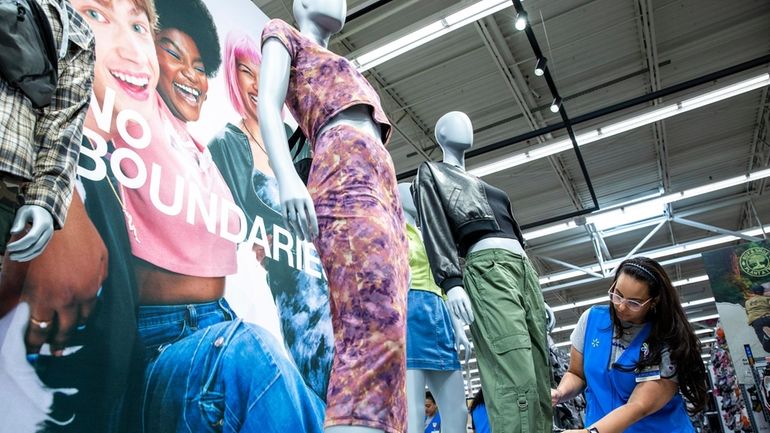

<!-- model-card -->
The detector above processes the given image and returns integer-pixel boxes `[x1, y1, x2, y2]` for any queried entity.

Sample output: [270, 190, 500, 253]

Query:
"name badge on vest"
[635, 366, 661, 382]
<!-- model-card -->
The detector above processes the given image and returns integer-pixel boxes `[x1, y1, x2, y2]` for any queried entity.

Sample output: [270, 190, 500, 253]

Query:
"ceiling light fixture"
[468, 73, 770, 178]
[351, 0, 511, 72]
[550, 96, 562, 113]
[535, 57, 547, 76]
[514, 11, 528, 30]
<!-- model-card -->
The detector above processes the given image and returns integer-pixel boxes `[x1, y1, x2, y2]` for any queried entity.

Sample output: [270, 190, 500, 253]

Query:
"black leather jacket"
[412, 161, 524, 292]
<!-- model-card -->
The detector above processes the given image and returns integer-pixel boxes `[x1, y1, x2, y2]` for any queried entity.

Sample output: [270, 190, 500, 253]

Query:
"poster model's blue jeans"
[137, 298, 325, 433]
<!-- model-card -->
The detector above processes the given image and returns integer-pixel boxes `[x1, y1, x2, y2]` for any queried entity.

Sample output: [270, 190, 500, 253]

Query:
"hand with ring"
[0, 192, 108, 355]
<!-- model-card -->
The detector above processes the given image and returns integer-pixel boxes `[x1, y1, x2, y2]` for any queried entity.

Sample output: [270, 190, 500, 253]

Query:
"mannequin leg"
[425, 370, 467, 433]
[406, 370, 428, 433]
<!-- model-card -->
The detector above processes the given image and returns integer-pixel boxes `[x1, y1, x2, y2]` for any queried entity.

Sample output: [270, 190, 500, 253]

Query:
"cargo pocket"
[491, 333, 540, 433]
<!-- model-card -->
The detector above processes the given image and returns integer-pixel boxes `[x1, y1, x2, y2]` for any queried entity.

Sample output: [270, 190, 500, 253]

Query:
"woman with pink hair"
[209, 31, 334, 401]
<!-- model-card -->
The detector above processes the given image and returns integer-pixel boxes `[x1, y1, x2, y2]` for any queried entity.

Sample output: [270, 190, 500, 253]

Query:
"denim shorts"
[137, 298, 325, 433]
[406, 290, 461, 371]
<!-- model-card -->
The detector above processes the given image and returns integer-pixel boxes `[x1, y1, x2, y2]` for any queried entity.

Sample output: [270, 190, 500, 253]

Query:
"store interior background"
[254, 0, 770, 426]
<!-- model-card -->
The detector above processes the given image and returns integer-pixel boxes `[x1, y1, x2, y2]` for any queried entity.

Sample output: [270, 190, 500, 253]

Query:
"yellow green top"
[407, 223, 443, 298]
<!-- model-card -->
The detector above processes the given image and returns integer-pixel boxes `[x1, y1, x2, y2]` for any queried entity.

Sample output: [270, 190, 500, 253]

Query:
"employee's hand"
[551, 388, 562, 406]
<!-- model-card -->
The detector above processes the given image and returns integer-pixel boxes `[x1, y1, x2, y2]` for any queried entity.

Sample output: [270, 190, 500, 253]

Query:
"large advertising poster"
[703, 240, 770, 385]
[0, 1, 334, 432]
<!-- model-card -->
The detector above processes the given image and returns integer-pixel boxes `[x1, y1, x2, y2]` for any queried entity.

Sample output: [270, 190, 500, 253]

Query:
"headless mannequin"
[434, 112, 527, 327]
[398, 183, 471, 433]
[5, 205, 54, 262]
[260, 2, 393, 432]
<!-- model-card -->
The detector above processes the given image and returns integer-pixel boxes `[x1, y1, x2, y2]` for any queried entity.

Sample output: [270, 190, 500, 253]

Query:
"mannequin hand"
[446, 286, 474, 325]
[450, 311, 472, 363]
[6, 205, 54, 262]
[277, 174, 318, 241]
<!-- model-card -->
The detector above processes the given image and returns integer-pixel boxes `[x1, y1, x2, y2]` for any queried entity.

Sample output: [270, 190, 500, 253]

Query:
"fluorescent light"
[585, 200, 666, 230]
[551, 295, 608, 312]
[469, 73, 770, 177]
[672, 275, 710, 287]
[352, 0, 510, 72]
[689, 313, 720, 323]
[681, 297, 715, 308]
[553, 323, 578, 333]
[523, 220, 578, 240]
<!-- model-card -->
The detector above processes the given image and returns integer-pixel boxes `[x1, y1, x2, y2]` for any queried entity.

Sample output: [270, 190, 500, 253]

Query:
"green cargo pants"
[464, 248, 552, 433]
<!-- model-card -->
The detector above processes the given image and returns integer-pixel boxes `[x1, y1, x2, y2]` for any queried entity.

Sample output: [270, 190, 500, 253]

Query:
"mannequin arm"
[258, 38, 318, 240]
[413, 165, 463, 292]
[449, 307, 472, 363]
[5, 205, 54, 262]
[446, 286, 474, 325]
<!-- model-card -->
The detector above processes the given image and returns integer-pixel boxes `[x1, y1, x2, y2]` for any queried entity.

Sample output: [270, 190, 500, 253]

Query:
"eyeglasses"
[607, 286, 652, 312]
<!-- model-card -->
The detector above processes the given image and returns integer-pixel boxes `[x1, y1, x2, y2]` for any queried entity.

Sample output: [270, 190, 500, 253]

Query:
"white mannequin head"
[293, 0, 347, 35]
[435, 111, 473, 155]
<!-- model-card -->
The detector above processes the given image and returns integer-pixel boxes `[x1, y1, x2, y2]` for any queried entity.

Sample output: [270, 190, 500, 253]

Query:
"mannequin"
[413, 111, 552, 433]
[259, 1, 409, 433]
[398, 182, 471, 433]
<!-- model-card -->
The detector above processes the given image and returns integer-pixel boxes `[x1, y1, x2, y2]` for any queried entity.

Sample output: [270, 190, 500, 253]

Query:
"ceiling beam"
[635, 0, 671, 194]
[740, 87, 770, 229]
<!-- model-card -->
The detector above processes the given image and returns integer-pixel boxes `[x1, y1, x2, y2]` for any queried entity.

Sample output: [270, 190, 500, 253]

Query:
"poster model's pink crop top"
[261, 19, 392, 145]
[113, 95, 239, 277]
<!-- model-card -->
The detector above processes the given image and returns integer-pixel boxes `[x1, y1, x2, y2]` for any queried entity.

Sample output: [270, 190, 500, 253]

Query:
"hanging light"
[534, 57, 547, 76]
[550, 96, 562, 113]
[514, 11, 528, 30]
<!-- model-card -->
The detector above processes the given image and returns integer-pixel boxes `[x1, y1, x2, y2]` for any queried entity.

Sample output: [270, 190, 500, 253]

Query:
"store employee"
[552, 257, 708, 433]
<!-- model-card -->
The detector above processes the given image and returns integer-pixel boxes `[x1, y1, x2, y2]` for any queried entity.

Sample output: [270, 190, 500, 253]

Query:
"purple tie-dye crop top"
[261, 19, 392, 145]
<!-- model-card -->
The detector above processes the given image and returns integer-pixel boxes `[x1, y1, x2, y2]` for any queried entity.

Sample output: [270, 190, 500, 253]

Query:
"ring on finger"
[30, 317, 53, 330]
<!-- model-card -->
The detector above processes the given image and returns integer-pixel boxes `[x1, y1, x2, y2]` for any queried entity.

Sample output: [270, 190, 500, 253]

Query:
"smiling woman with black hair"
[551, 257, 708, 433]
[154, 0, 221, 122]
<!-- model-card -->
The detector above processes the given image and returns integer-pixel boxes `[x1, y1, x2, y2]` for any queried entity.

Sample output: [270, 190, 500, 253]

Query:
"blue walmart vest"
[583, 306, 694, 432]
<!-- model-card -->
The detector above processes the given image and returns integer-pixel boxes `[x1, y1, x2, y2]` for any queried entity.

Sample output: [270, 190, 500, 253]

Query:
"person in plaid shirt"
[0, 0, 94, 262]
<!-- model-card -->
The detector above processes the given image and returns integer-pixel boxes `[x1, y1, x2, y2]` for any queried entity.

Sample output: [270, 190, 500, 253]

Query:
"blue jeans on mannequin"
[138, 299, 325, 433]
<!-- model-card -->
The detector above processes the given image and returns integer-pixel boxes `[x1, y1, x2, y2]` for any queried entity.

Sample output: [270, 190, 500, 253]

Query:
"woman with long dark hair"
[551, 257, 708, 433]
